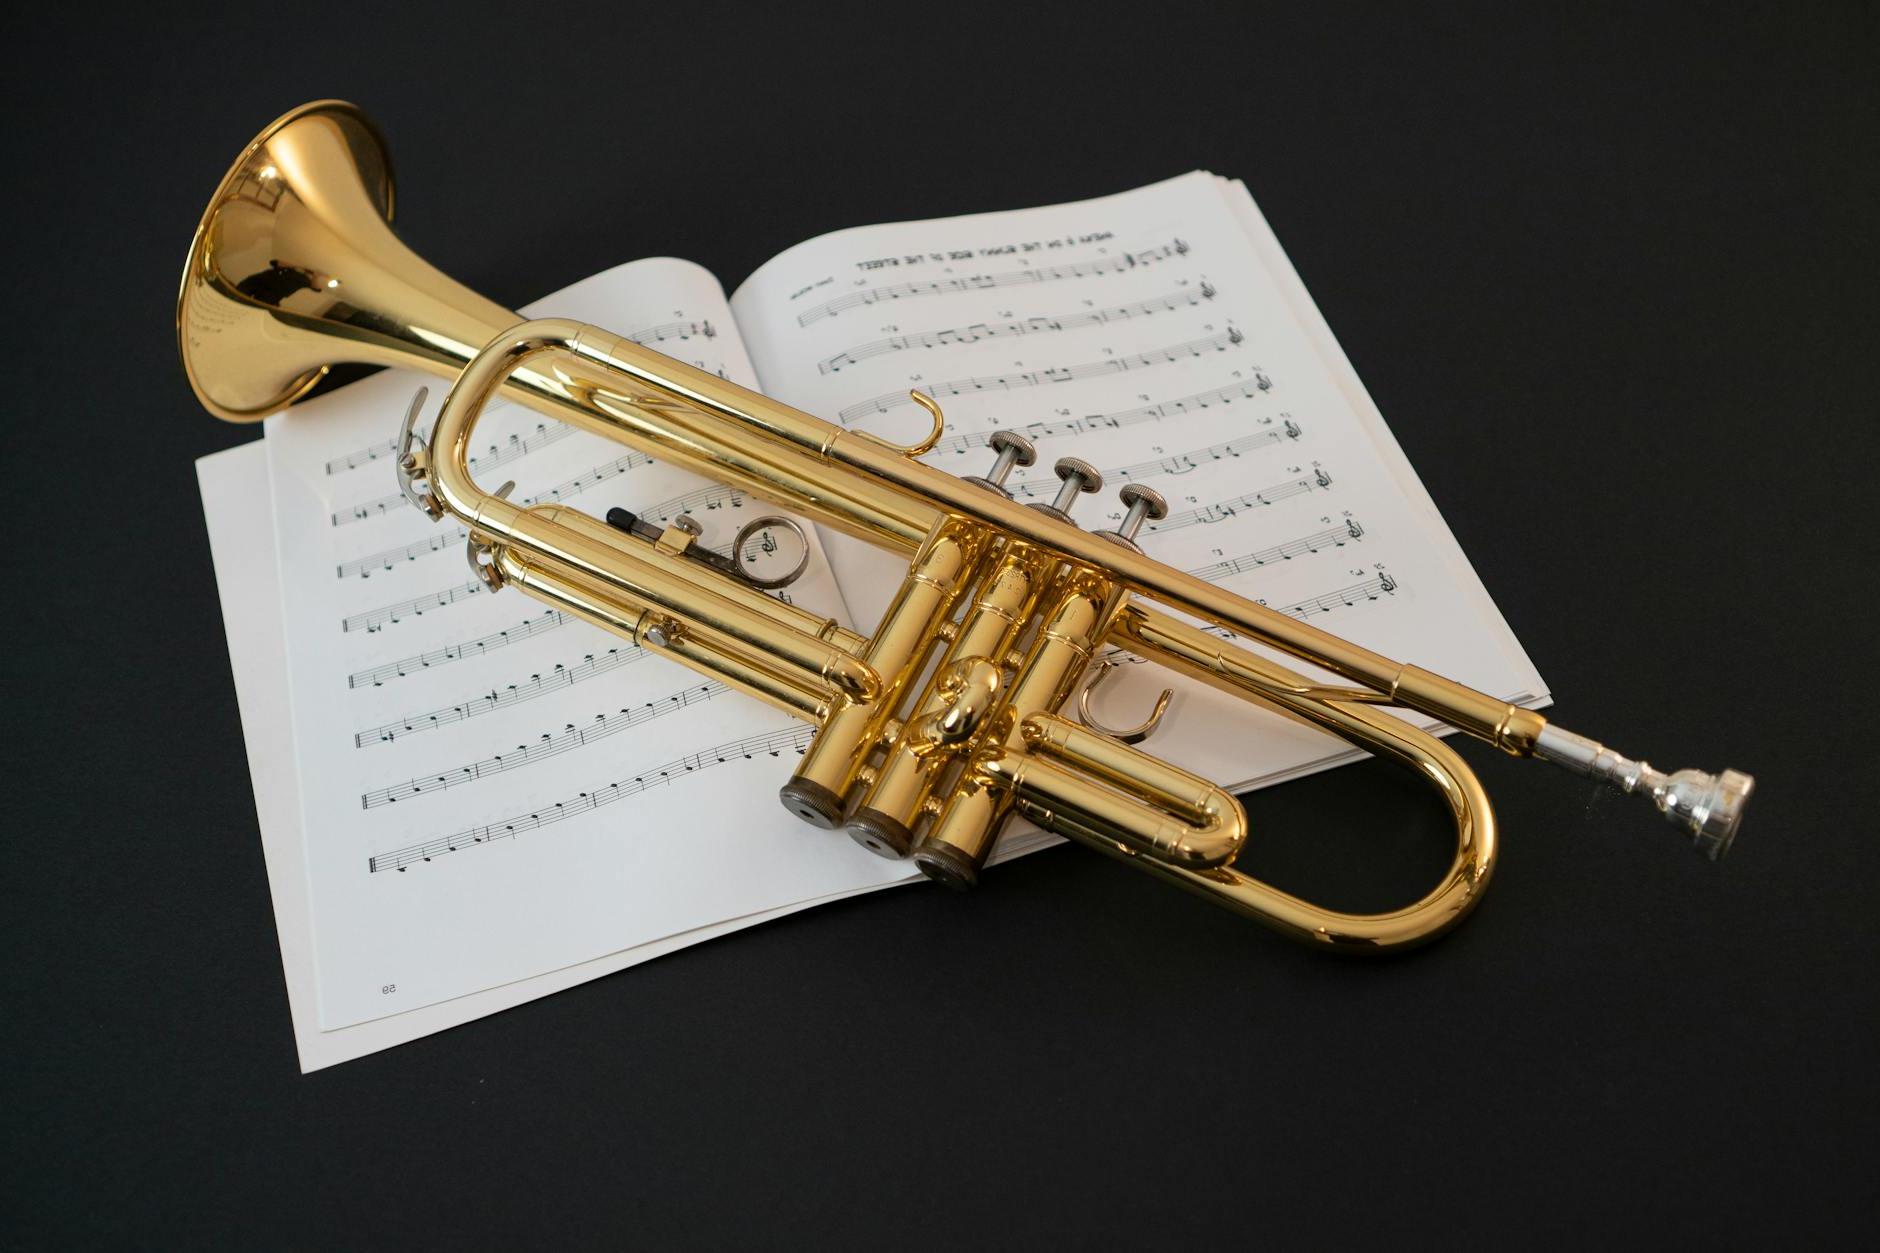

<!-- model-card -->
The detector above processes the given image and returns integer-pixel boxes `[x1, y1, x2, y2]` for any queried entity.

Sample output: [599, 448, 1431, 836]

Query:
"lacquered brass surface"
[181, 102, 1753, 951]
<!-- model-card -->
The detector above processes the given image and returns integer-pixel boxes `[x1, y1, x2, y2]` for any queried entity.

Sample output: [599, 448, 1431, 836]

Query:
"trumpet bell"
[176, 99, 514, 423]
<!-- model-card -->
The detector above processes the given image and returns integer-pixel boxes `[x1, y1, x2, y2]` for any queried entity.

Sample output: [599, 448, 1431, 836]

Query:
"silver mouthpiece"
[1534, 725, 1753, 860]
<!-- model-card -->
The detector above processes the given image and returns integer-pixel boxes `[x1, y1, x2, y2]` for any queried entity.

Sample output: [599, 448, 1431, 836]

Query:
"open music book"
[201, 172, 1546, 1068]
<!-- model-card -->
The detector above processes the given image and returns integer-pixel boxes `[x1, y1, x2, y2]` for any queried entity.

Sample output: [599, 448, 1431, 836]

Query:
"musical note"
[332, 444, 660, 528]
[366, 724, 817, 872]
[335, 482, 746, 579]
[320, 318, 713, 475]
[633, 482, 749, 523]
[1145, 470, 1333, 535]
[326, 438, 405, 478]
[361, 682, 727, 808]
[837, 328, 1244, 425]
[346, 610, 570, 689]
[1278, 572, 1400, 620]
[621, 318, 716, 346]
[916, 378, 1283, 461]
[796, 240, 1190, 327]
[1184, 520, 1368, 583]
[324, 418, 573, 478]
[336, 528, 463, 580]
[332, 489, 413, 527]
[354, 647, 649, 747]
[1004, 423, 1300, 500]
[342, 578, 485, 634]
[817, 285, 1216, 374]
[344, 538, 736, 634]
[344, 524, 743, 637]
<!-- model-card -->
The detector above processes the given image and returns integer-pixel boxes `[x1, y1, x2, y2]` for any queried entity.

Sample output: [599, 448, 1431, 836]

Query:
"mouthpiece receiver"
[1534, 725, 1753, 860]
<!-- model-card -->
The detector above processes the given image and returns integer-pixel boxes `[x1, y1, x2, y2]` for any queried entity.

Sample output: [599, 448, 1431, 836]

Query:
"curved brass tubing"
[978, 713, 1249, 871]
[1128, 701, 1494, 951]
[1106, 605, 1497, 949]
[424, 321, 877, 719]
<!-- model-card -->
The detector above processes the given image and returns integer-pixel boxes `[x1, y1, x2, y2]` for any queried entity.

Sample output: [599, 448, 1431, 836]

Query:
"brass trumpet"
[179, 101, 1752, 950]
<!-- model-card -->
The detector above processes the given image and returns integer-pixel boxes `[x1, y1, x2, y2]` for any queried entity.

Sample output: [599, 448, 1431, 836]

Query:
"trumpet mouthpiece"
[1654, 767, 1754, 860]
[1534, 726, 1753, 859]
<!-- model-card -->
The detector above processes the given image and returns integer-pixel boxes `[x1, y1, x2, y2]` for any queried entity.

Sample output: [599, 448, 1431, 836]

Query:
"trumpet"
[178, 101, 1752, 950]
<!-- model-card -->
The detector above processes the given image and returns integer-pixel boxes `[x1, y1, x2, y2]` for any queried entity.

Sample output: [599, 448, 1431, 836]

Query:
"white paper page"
[203, 440, 1061, 1069]
[1213, 177, 1540, 689]
[731, 174, 1548, 792]
[203, 438, 898, 1070]
[264, 259, 936, 1031]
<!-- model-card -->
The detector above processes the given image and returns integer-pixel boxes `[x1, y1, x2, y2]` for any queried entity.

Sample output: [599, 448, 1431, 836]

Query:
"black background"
[7, 3, 1878, 1247]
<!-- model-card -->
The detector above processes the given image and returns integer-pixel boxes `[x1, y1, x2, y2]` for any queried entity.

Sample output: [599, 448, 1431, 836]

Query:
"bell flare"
[177, 99, 513, 422]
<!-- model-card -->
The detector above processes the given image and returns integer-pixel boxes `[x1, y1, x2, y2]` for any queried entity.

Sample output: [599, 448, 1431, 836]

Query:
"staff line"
[796, 240, 1190, 326]
[1146, 468, 1333, 536]
[361, 682, 727, 809]
[347, 610, 569, 689]
[837, 327, 1245, 425]
[336, 482, 752, 580]
[366, 725, 816, 873]
[1003, 420, 1299, 500]
[354, 647, 647, 747]
[321, 318, 717, 475]
[1185, 519, 1367, 584]
[817, 284, 1215, 375]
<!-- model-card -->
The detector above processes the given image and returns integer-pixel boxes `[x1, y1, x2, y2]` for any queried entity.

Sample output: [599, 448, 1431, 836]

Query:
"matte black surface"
[6, 4, 1877, 1247]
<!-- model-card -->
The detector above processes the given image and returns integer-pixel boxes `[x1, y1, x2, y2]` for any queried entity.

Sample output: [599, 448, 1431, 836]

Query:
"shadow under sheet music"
[200, 175, 1547, 1067]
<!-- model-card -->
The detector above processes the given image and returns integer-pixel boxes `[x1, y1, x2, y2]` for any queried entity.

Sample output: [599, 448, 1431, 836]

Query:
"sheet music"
[200, 441, 905, 1070]
[214, 174, 1549, 1055]
[730, 173, 1547, 791]
[264, 260, 930, 1031]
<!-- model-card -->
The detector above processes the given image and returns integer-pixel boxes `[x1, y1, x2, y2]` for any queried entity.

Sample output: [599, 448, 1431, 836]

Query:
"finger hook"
[897, 391, 946, 457]
[1077, 659, 1172, 746]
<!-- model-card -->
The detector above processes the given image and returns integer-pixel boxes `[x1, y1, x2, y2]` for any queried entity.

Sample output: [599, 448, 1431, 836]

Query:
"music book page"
[199, 441, 893, 1070]
[264, 260, 936, 1031]
[730, 172, 1547, 792]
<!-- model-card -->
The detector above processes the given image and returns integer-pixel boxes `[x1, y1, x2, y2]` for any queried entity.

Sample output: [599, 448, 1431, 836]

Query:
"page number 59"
[381, 983, 397, 996]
